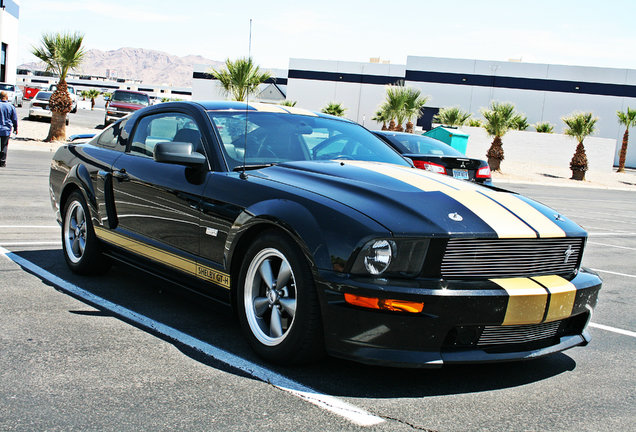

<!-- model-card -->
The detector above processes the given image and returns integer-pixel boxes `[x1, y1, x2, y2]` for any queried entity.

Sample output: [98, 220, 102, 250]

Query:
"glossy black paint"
[49, 101, 602, 367]
[373, 130, 492, 184]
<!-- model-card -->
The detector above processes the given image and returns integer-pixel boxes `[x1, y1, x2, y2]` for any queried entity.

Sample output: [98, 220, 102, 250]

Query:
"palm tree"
[535, 122, 554, 133]
[31, 32, 86, 142]
[511, 114, 530, 131]
[403, 88, 428, 133]
[616, 107, 636, 172]
[434, 107, 471, 127]
[562, 112, 598, 181]
[481, 102, 518, 172]
[81, 89, 101, 110]
[210, 57, 271, 101]
[281, 100, 297, 107]
[321, 102, 347, 117]
[384, 85, 408, 131]
[372, 105, 391, 130]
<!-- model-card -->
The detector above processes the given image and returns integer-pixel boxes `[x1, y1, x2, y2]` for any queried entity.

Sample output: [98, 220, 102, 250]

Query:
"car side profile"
[49, 101, 602, 367]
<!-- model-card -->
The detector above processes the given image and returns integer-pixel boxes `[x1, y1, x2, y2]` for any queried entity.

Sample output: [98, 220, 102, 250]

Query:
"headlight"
[350, 238, 429, 277]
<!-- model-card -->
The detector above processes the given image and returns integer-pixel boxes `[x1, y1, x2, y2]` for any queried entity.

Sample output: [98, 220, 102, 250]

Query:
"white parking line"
[587, 241, 636, 251]
[0, 241, 60, 246]
[589, 323, 636, 338]
[0, 246, 383, 427]
[0, 225, 59, 229]
[590, 268, 636, 279]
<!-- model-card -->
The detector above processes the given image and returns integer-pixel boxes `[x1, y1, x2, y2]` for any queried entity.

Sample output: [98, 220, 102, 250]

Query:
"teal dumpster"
[423, 126, 469, 155]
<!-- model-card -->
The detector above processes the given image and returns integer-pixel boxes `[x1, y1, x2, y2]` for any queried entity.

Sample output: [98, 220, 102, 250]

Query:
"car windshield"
[208, 111, 409, 170]
[382, 133, 464, 157]
[112, 91, 150, 106]
[49, 85, 74, 94]
[35, 92, 52, 101]
[0, 84, 15, 91]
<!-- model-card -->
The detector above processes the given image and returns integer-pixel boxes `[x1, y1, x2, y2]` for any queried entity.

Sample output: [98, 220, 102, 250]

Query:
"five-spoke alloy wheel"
[62, 191, 109, 274]
[237, 231, 323, 364]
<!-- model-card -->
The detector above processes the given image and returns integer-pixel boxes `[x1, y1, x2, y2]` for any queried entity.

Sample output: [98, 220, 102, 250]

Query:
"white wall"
[460, 126, 616, 173]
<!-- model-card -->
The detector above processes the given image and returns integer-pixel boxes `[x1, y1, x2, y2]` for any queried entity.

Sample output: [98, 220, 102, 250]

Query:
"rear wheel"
[62, 191, 110, 274]
[237, 231, 324, 364]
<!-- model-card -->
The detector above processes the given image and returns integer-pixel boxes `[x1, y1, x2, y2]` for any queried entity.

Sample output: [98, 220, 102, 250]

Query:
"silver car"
[28, 91, 69, 125]
[0, 82, 23, 107]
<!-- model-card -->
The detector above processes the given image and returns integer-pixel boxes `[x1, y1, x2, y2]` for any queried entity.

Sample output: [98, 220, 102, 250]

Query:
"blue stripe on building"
[280, 68, 636, 99]
[193, 72, 288, 86]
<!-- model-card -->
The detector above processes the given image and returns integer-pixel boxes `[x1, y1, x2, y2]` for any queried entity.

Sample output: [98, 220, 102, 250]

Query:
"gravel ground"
[7, 118, 636, 191]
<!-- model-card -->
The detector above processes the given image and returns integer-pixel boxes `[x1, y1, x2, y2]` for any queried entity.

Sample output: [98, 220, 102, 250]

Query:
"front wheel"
[237, 231, 324, 364]
[62, 191, 110, 274]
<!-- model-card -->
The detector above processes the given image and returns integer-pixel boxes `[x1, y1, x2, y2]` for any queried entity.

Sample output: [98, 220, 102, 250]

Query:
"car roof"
[196, 101, 352, 121]
[113, 89, 149, 95]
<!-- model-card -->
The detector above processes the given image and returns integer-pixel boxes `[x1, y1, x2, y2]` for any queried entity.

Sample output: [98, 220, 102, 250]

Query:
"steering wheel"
[312, 133, 357, 160]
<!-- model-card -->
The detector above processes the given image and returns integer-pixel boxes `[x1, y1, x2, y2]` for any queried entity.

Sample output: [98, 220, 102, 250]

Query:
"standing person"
[0, 90, 18, 167]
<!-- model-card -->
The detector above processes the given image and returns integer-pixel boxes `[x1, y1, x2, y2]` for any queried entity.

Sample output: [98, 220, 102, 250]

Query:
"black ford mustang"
[49, 101, 602, 367]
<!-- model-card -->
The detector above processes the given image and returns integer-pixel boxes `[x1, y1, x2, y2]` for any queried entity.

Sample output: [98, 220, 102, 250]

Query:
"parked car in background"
[0, 82, 23, 107]
[28, 91, 69, 125]
[49, 101, 601, 367]
[48, 84, 78, 113]
[23, 85, 42, 101]
[104, 89, 150, 125]
[373, 131, 492, 184]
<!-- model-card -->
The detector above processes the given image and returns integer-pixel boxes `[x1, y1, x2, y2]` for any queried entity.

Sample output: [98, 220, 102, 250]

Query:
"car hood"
[254, 160, 585, 238]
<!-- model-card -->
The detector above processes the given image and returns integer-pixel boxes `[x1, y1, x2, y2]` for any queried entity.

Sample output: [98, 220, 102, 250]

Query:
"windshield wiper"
[232, 163, 277, 172]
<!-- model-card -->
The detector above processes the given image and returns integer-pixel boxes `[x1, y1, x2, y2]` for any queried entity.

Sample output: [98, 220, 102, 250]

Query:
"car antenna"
[240, 18, 253, 180]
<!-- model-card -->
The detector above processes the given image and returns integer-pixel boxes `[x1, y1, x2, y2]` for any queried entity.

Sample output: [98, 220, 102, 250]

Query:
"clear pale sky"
[18, 0, 636, 71]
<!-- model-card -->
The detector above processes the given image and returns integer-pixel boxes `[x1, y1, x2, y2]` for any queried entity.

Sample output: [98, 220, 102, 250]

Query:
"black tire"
[61, 191, 110, 275]
[237, 231, 324, 364]
[65, 117, 70, 126]
[71, 105, 77, 114]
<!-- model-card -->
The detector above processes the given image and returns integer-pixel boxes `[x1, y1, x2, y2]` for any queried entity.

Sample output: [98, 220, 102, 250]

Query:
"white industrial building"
[193, 55, 636, 168]
[0, 0, 20, 84]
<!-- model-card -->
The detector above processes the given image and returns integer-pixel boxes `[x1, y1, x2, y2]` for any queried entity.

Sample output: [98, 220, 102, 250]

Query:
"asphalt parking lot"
[0, 147, 634, 431]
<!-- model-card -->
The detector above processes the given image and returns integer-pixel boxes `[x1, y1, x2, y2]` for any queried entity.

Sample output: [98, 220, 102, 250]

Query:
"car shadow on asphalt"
[12, 248, 578, 399]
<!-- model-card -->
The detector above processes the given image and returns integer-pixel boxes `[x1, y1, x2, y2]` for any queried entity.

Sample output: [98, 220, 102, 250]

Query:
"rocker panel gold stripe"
[490, 277, 548, 325]
[532, 275, 577, 322]
[347, 161, 566, 239]
[94, 226, 231, 289]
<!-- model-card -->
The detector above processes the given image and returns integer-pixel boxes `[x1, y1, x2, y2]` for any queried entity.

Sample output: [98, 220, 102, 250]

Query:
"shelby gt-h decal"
[49, 101, 601, 367]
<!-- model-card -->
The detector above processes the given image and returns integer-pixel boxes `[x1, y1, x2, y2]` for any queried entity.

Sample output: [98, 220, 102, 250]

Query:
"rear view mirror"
[154, 142, 206, 166]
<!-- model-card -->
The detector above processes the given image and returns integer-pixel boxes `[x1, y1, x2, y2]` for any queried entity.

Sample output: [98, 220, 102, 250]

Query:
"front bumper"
[317, 268, 601, 367]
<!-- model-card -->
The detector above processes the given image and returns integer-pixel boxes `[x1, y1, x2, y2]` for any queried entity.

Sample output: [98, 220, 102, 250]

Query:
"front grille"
[477, 321, 561, 346]
[441, 238, 584, 278]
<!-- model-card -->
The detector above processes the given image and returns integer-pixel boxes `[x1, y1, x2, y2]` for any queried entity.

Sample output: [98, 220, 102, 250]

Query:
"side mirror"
[154, 141, 207, 166]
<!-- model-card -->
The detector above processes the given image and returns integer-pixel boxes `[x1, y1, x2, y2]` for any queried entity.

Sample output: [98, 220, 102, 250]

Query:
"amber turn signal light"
[344, 293, 424, 313]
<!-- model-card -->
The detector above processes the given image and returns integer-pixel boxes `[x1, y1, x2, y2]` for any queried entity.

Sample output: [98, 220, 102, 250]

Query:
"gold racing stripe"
[490, 277, 548, 325]
[248, 102, 288, 113]
[347, 161, 537, 238]
[279, 105, 319, 116]
[94, 226, 231, 289]
[478, 190, 566, 238]
[532, 275, 576, 322]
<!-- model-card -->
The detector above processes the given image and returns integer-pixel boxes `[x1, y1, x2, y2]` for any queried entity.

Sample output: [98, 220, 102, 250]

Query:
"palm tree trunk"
[486, 136, 504, 172]
[388, 119, 396, 131]
[45, 112, 67, 142]
[618, 128, 629, 173]
[381, 122, 387, 131]
[395, 123, 404, 132]
[570, 141, 588, 181]
[405, 121, 414, 133]
[91, 98, 95, 110]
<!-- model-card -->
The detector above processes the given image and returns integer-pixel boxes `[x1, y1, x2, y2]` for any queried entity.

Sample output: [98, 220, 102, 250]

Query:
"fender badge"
[448, 212, 463, 222]
[205, 227, 218, 237]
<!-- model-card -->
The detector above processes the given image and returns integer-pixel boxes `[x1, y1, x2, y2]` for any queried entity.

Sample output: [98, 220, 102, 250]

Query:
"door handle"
[112, 169, 129, 181]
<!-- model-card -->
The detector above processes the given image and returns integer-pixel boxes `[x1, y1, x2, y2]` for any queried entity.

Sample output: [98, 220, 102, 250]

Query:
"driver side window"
[130, 113, 203, 158]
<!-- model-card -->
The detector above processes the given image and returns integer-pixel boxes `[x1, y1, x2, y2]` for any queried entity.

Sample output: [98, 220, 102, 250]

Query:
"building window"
[1, 43, 7, 83]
